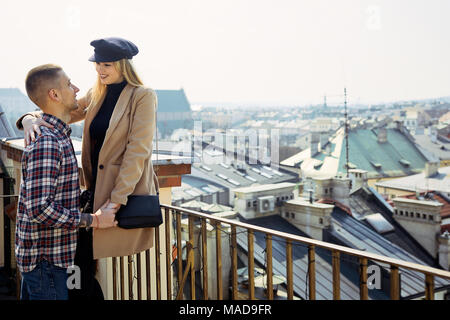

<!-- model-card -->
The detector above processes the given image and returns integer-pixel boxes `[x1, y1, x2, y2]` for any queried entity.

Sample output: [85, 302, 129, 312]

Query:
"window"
[400, 211, 404, 216]
[290, 195, 294, 199]
[429, 215, 434, 221]
[291, 213, 295, 219]
[394, 209, 398, 215]
[285, 212, 289, 218]
[319, 218, 323, 225]
[247, 201, 251, 208]
[253, 200, 257, 207]
[422, 214, 427, 219]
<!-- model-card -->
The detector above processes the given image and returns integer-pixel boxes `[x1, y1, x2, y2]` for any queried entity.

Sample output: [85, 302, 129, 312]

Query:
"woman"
[18, 37, 158, 299]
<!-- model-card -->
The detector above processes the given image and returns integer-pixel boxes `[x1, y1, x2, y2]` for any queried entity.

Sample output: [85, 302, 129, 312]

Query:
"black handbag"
[115, 193, 162, 229]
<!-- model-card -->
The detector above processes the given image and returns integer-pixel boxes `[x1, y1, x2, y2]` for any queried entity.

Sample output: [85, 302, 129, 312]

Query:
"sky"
[0, 0, 449, 106]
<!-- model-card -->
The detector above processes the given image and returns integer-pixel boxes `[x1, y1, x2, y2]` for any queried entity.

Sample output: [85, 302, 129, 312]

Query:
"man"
[15, 64, 118, 300]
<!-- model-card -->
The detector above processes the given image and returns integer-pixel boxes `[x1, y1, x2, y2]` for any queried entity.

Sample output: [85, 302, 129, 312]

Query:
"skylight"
[216, 173, 228, 180]
[227, 179, 241, 186]
[201, 165, 212, 172]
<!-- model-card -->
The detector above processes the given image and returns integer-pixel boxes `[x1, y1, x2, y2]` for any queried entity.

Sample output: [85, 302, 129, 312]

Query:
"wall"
[392, 198, 442, 258]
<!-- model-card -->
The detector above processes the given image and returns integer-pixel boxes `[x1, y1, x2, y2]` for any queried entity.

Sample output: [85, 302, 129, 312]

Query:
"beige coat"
[72, 84, 158, 259]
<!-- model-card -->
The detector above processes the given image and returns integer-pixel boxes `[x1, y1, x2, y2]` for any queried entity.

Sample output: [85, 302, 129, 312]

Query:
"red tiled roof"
[442, 224, 450, 234]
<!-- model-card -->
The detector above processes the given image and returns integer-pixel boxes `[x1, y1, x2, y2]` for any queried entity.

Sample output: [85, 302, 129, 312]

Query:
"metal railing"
[110, 204, 450, 300]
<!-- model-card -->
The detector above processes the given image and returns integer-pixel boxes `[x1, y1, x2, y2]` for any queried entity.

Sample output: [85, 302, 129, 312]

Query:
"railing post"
[188, 216, 196, 300]
[248, 230, 255, 300]
[266, 234, 273, 300]
[359, 257, 368, 300]
[231, 225, 238, 300]
[201, 219, 209, 300]
[128, 255, 133, 300]
[165, 207, 172, 300]
[112, 257, 117, 300]
[425, 274, 434, 300]
[332, 250, 340, 300]
[145, 249, 151, 300]
[136, 253, 142, 300]
[286, 240, 294, 300]
[308, 245, 316, 300]
[176, 211, 183, 291]
[120, 256, 125, 300]
[155, 224, 161, 300]
[216, 221, 223, 300]
[390, 265, 400, 300]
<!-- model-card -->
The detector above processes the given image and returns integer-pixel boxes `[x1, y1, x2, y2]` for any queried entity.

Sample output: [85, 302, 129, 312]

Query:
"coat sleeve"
[110, 88, 157, 205]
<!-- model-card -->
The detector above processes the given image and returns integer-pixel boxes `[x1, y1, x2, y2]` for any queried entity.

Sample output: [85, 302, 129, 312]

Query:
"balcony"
[1, 138, 450, 300]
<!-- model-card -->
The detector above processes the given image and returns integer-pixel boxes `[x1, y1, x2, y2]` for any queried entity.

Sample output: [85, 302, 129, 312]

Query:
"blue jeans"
[20, 260, 68, 300]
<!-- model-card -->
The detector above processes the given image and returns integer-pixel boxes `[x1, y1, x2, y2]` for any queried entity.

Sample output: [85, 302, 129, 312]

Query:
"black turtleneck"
[89, 80, 127, 189]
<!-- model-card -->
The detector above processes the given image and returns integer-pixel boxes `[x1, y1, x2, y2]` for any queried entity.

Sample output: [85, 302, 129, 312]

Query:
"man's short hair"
[25, 64, 63, 108]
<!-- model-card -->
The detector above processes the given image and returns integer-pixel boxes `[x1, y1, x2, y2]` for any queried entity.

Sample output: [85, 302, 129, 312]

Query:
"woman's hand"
[22, 115, 54, 147]
[93, 199, 119, 229]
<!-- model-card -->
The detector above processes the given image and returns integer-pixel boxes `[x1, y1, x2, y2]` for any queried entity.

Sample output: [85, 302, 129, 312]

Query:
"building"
[413, 130, 450, 167]
[156, 89, 193, 138]
[0, 88, 38, 137]
[0, 106, 15, 138]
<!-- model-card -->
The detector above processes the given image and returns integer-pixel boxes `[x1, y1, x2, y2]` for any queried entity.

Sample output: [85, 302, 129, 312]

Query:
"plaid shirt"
[15, 113, 81, 273]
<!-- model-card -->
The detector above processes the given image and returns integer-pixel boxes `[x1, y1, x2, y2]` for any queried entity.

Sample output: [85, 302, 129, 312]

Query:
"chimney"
[438, 231, 450, 270]
[424, 161, 439, 178]
[282, 199, 334, 241]
[392, 197, 443, 258]
[329, 175, 351, 208]
[349, 169, 368, 193]
[313, 175, 351, 208]
[377, 127, 388, 143]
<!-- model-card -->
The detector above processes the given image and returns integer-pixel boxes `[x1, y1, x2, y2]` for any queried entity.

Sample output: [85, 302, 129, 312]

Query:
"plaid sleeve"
[24, 134, 80, 229]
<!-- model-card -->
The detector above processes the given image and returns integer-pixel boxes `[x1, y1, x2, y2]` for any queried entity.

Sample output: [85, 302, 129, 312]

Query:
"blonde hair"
[89, 59, 144, 109]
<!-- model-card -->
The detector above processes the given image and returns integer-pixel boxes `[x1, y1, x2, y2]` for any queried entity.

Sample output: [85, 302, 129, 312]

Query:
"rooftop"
[375, 166, 450, 194]
[281, 127, 428, 179]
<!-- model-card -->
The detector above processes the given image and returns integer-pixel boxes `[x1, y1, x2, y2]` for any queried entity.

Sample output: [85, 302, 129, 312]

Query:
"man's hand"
[92, 199, 119, 229]
[22, 115, 53, 147]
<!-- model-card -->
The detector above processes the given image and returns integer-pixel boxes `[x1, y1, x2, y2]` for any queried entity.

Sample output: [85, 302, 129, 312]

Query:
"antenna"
[344, 87, 349, 178]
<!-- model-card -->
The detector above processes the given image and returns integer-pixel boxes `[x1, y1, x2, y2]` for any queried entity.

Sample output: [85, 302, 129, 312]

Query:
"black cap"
[88, 37, 139, 62]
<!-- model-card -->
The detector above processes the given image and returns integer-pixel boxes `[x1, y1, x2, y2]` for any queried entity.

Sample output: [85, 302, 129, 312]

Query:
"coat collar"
[103, 83, 136, 144]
